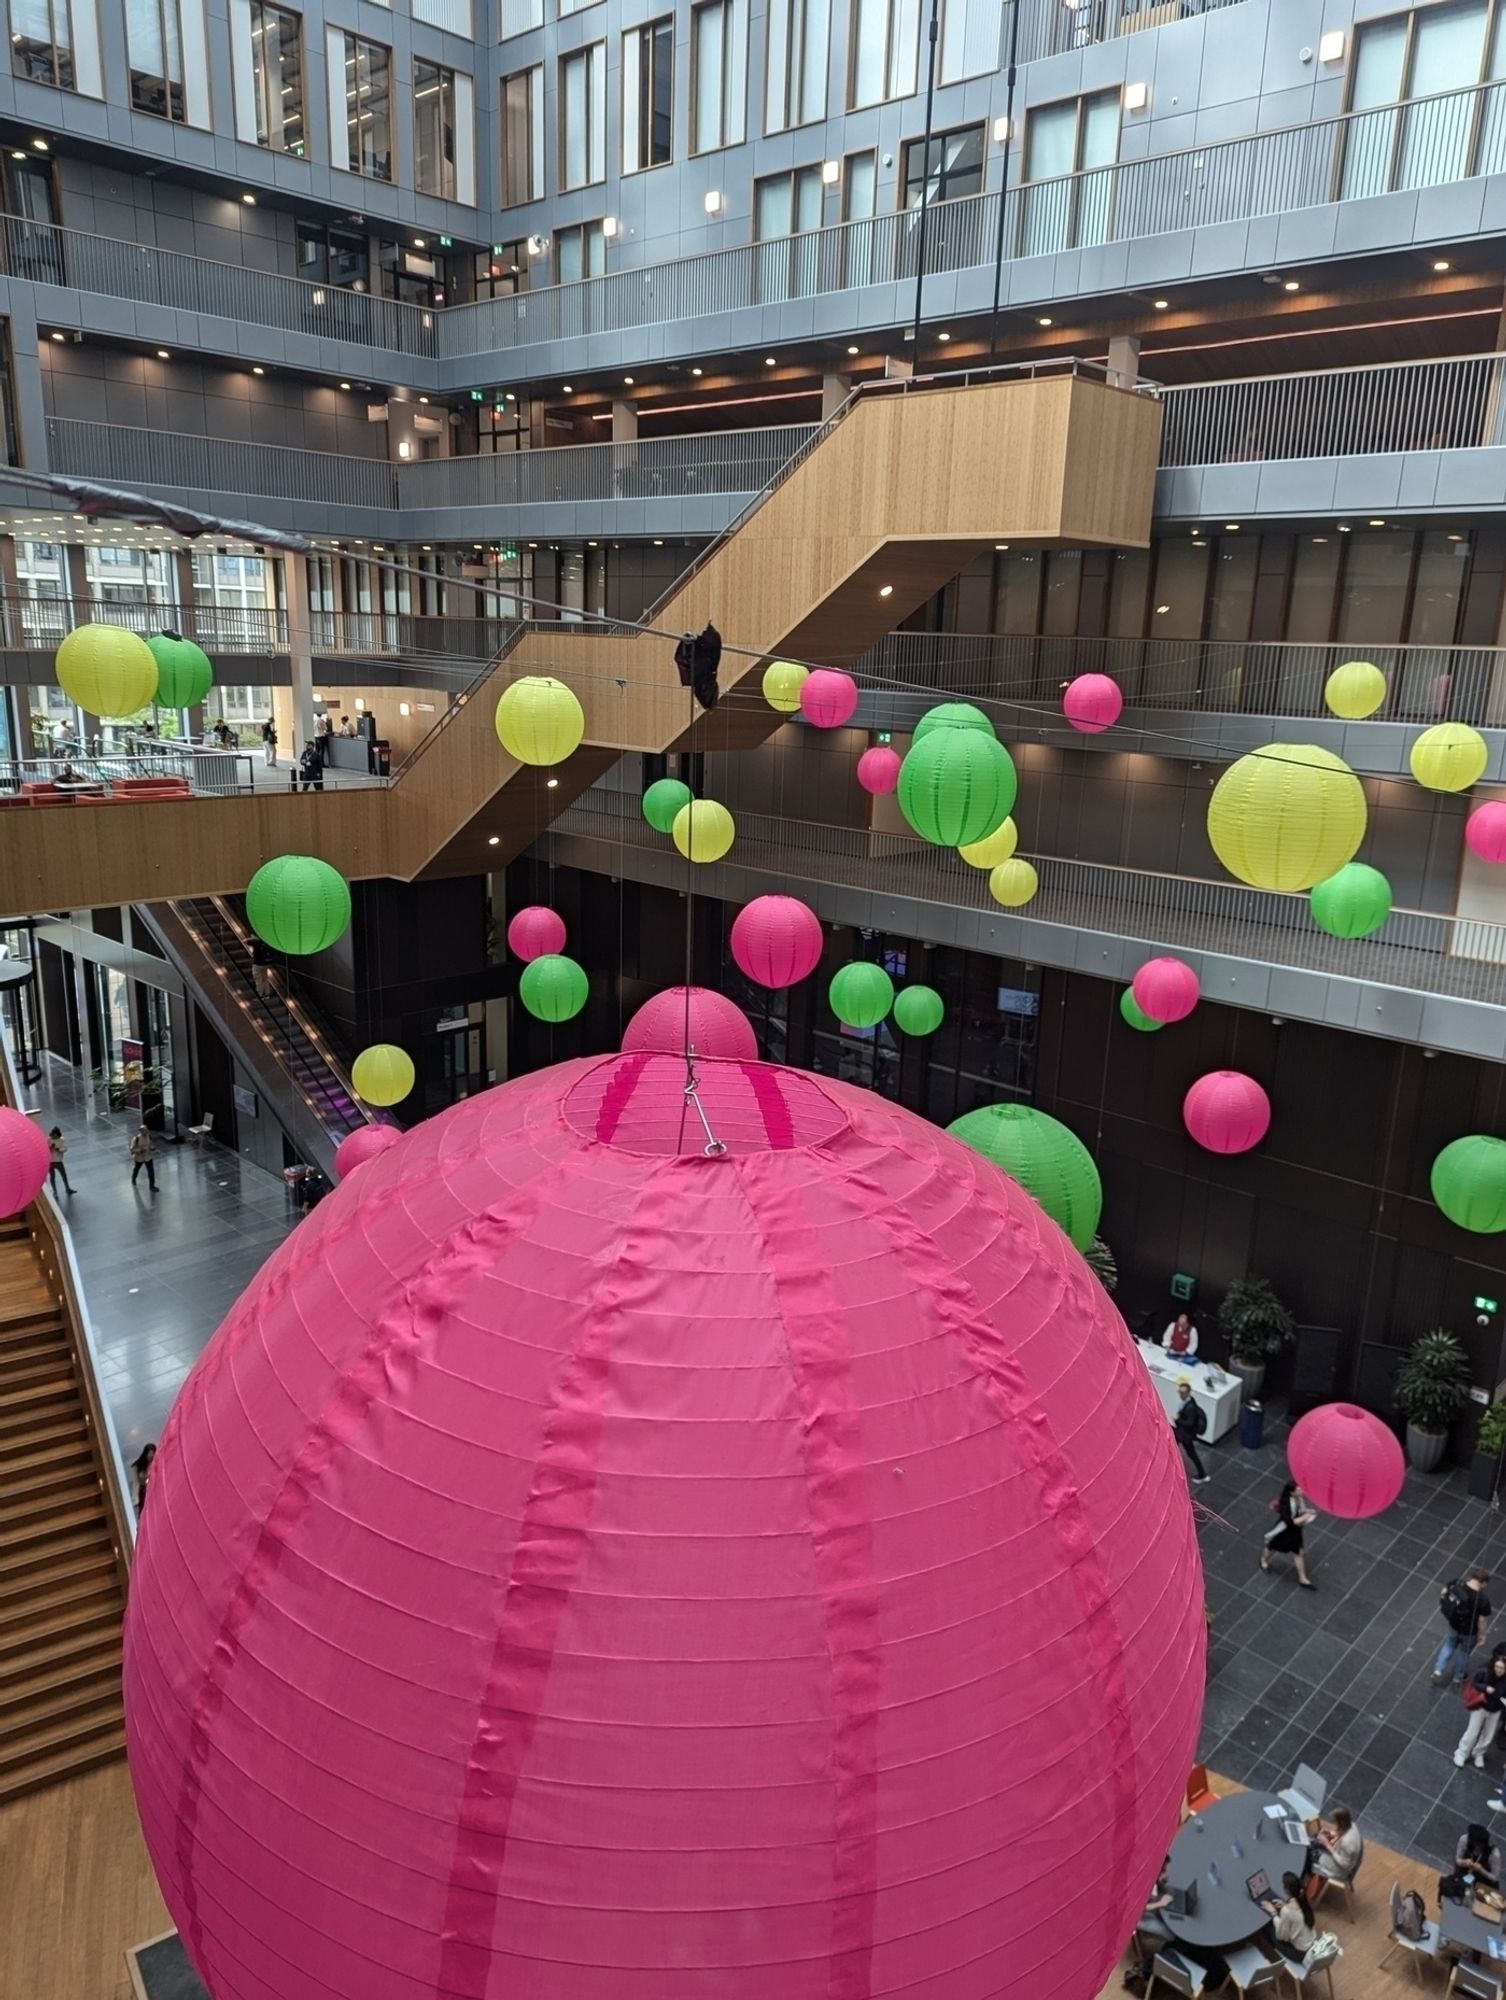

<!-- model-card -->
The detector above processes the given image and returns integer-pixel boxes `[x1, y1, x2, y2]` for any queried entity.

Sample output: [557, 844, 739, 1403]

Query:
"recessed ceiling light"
[1369, 518, 1385, 526]
[562, 383, 573, 392]
[49, 330, 63, 341]
[419, 395, 429, 404]
[546, 776, 559, 789]
[31, 136, 47, 150]
[1337, 523, 1351, 533]
[878, 584, 894, 598]
[252, 365, 265, 375]
[624, 375, 634, 384]
[1283, 279, 1300, 291]
[847, 345, 859, 356]
[339, 380, 351, 390]
[1153, 298, 1169, 310]
[1449, 532, 1465, 541]
[1433, 258, 1452, 272]
[765, 355, 776, 365]
[1224, 523, 1240, 531]
[691, 367, 703, 377]
[994, 543, 1008, 551]
[653, 539, 663, 545]
[414, 236, 426, 248]
[241, 192, 256, 205]
[9, 152, 24, 162]
[937, 331, 951, 341]
[156, 348, 170, 359]
[1038, 316, 1053, 327]
[488, 835, 500, 846]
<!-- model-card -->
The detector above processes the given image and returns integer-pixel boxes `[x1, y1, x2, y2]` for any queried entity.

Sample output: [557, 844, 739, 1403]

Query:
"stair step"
[0, 1353, 78, 1394]
[0, 1414, 91, 1461]
[0, 1380, 84, 1428]
[0, 1594, 120, 1661]
[0, 1316, 68, 1350]
[0, 1520, 114, 1582]
[0, 1459, 97, 1510]
[0, 1629, 120, 1701]
[0, 1551, 120, 1620]
[2, 1437, 93, 1482]
[0, 1708, 126, 1799]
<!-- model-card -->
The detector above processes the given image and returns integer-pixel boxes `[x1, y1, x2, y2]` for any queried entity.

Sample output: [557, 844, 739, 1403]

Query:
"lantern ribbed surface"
[912, 701, 995, 742]
[891, 984, 944, 1036]
[124, 1054, 1204, 2000]
[640, 778, 693, 834]
[1411, 722, 1489, 794]
[245, 854, 352, 957]
[1323, 660, 1386, 721]
[959, 817, 1017, 869]
[621, 986, 758, 1060]
[761, 661, 809, 714]
[1287, 1403, 1405, 1521]
[1466, 802, 1506, 863]
[1207, 744, 1367, 891]
[519, 953, 589, 1022]
[494, 675, 585, 766]
[0, 1106, 50, 1217]
[855, 745, 901, 795]
[352, 1044, 415, 1108]
[730, 895, 823, 988]
[147, 633, 215, 708]
[1182, 1071, 1272, 1156]
[898, 727, 1018, 847]
[1431, 1134, 1506, 1233]
[55, 623, 159, 717]
[506, 906, 567, 964]
[671, 798, 736, 863]
[1131, 957, 1200, 1025]
[947, 1102, 1103, 1252]
[333, 1124, 400, 1181]
[1308, 862, 1392, 940]
[1061, 674, 1123, 735]
[988, 857, 1039, 908]
[798, 668, 858, 729]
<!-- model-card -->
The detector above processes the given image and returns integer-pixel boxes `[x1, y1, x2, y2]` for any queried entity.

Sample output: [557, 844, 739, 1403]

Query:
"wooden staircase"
[0, 1212, 127, 1802]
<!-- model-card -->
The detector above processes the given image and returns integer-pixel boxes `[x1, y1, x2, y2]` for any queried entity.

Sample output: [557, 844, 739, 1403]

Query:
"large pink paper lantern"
[856, 744, 901, 794]
[0, 1108, 49, 1217]
[124, 1053, 1205, 2000]
[730, 893, 823, 987]
[1288, 1402, 1405, 1520]
[1467, 802, 1506, 864]
[333, 1123, 401, 1181]
[798, 667, 858, 729]
[621, 985, 758, 1060]
[1131, 956, 1201, 1024]
[1182, 1070, 1272, 1155]
[506, 905, 566, 963]
[1062, 673, 1124, 735]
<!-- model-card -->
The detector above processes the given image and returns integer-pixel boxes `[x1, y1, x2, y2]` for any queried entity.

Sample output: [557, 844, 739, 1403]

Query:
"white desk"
[1136, 1340, 1243, 1444]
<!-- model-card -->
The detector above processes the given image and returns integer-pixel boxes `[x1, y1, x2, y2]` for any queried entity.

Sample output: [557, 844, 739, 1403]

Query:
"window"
[501, 66, 544, 205]
[849, 0, 918, 108]
[940, 0, 998, 82]
[1341, 1, 1503, 198]
[754, 164, 824, 299]
[231, 0, 304, 153]
[3, 155, 65, 284]
[11, 0, 102, 94]
[559, 42, 606, 190]
[691, 0, 746, 152]
[902, 121, 984, 206]
[559, 0, 601, 14]
[624, 18, 673, 171]
[127, 0, 210, 123]
[765, 0, 827, 132]
[414, 60, 474, 202]
[555, 219, 606, 282]
[843, 148, 876, 219]
[297, 219, 369, 291]
[331, 32, 392, 181]
[471, 243, 529, 300]
[1020, 90, 1119, 255]
[500, 0, 542, 30]
[413, 0, 470, 31]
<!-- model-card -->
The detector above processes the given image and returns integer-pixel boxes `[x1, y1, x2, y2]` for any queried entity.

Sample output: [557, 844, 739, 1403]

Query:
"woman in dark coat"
[1261, 1479, 1316, 1588]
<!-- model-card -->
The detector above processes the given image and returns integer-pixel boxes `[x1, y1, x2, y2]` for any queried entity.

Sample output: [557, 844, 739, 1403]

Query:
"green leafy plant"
[1217, 1276, 1295, 1364]
[1477, 1401, 1506, 1458]
[1395, 1329, 1473, 1435]
[1084, 1236, 1117, 1293]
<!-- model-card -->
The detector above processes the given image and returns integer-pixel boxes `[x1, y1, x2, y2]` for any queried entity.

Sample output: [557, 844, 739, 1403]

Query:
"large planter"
[1406, 1422, 1449, 1474]
[1470, 1447, 1504, 1502]
[1230, 1357, 1266, 1405]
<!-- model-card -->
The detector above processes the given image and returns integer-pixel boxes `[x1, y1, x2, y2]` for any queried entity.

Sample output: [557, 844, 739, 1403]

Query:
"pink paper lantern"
[507, 905, 567, 963]
[730, 893, 824, 988]
[621, 985, 758, 1061]
[856, 744, 902, 794]
[1467, 802, 1506, 864]
[1062, 673, 1124, 735]
[0, 1108, 48, 1217]
[333, 1123, 401, 1181]
[1131, 956, 1201, 1024]
[799, 667, 858, 729]
[124, 1053, 1204, 2000]
[1288, 1402, 1405, 1520]
[1182, 1070, 1272, 1155]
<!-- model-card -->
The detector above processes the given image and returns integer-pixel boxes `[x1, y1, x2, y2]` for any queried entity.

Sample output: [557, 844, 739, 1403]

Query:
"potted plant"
[1217, 1276, 1295, 1403]
[1395, 1328, 1473, 1473]
[1085, 1236, 1117, 1294]
[1470, 1400, 1506, 1501]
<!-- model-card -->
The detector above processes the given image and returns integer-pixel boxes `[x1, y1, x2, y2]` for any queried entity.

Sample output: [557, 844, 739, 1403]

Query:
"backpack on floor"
[1303, 1931, 1341, 1970]
[1397, 1890, 1427, 1941]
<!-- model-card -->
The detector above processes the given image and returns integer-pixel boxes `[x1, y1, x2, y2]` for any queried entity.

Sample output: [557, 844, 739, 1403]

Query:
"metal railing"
[2, 594, 289, 652]
[1160, 354, 1506, 468]
[44, 418, 397, 510]
[395, 424, 818, 511]
[857, 632, 1506, 728]
[0, 748, 389, 798]
[1011, 0, 1249, 65]
[556, 789, 1506, 1005]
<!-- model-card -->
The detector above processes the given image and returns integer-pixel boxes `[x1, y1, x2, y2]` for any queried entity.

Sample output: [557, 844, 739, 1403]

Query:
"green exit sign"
[498, 544, 519, 562]
[469, 389, 485, 402]
[1170, 1271, 1196, 1303]
[439, 234, 453, 248]
[876, 731, 891, 745]
[1477, 1295, 1500, 1314]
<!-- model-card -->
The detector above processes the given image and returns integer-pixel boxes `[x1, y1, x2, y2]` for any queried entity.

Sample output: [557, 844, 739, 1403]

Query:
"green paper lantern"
[1431, 1135, 1506, 1234]
[1119, 989, 1163, 1032]
[898, 726, 1018, 847]
[947, 1102, 1103, 1252]
[892, 985, 944, 1036]
[828, 961, 894, 1029]
[912, 701, 996, 743]
[1309, 862, 1393, 940]
[245, 854, 351, 956]
[642, 778, 692, 834]
[146, 633, 214, 708]
[55, 623, 158, 718]
[520, 953, 588, 1023]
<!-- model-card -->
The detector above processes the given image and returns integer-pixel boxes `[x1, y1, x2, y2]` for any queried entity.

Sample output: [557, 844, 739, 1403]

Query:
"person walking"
[293, 740, 324, 793]
[314, 708, 332, 766]
[1261, 1478, 1317, 1588]
[46, 1126, 74, 1196]
[132, 1442, 155, 1511]
[1173, 1378, 1209, 1484]
[129, 1123, 157, 1192]
[1456, 1652, 1506, 1769]
[1435, 1568, 1493, 1686]
[261, 716, 277, 769]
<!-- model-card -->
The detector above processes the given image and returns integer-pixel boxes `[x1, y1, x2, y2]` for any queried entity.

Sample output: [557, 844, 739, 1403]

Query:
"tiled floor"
[1194, 1403, 1506, 1874]
[23, 1055, 297, 1457]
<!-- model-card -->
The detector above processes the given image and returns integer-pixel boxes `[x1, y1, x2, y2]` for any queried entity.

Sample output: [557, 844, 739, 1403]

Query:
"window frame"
[1336, 0, 1501, 199]
[127, 0, 194, 122]
[339, 31, 394, 182]
[558, 39, 607, 192]
[413, 55, 459, 200]
[1017, 87, 1122, 255]
[244, 0, 305, 154]
[622, 15, 674, 174]
[846, 0, 918, 111]
[764, 0, 828, 134]
[899, 119, 986, 208]
[501, 63, 544, 207]
[689, 0, 746, 155]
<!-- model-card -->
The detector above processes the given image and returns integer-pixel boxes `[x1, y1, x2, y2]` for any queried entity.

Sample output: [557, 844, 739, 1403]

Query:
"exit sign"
[876, 731, 891, 745]
[439, 234, 453, 247]
[1477, 1295, 1500, 1314]
[1170, 1272, 1196, 1303]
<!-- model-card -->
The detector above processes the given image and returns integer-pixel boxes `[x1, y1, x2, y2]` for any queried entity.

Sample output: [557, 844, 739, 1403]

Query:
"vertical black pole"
[909, 0, 942, 355]
[986, 0, 1023, 366]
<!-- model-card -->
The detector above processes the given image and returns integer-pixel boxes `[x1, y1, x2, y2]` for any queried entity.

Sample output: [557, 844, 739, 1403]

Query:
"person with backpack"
[1456, 1652, 1506, 1769]
[1435, 1568, 1493, 1686]
[1261, 1479, 1316, 1588]
[1173, 1379, 1210, 1484]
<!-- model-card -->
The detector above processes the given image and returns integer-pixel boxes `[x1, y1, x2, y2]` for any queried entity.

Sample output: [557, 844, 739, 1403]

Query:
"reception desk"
[1136, 1340, 1242, 1444]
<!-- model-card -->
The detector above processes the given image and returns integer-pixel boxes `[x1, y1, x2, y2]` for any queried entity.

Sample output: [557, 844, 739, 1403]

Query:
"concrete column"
[284, 554, 316, 761]
[611, 400, 638, 442]
[64, 542, 88, 625]
[172, 551, 198, 637]
[822, 373, 852, 421]
[0, 534, 20, 647]
[1106, 335, 1142, 390]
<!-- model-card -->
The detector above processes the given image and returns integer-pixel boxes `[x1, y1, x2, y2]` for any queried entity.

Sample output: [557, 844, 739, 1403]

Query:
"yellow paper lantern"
[55, 624, 159, 718]
[351, 1044, 415, 1107]
[494, 675, 585, 766]
[988, 858, 1039, 908]
[1410, 722, 1489, 794]
[1206, 744, 1367, 892]
[1324, 659, 1387, 720]
[762, 661, 809, 714]
[959, 817, 1018, 869]
[671, 798, 735, 863]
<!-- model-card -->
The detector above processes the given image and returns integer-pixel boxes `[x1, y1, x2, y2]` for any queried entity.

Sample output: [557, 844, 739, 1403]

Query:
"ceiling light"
[419, 395, 429, 404]
[994, 543, 1009, 550]
[653, 539, 663, 545]
[1449, 532, 1465, 542]
[8, 152, 23, 162]
[1153, 298, 1169, 310]
[602, 215, 619, 238]
[546, 776, 559, 789]
[937, 331, 951, 342]
[242, 192, 256, 205]
[1369, 518, 1385, 526]
[1283, 279, 1300, 292]
[847, 344, 859, 356]
[765, 355, 777, 365]
[624, 374, 634, 384]
[562, 383, 573, 392]
[49, 330, 63, 341]
[691, 367, 703, 377]
[1337, 523, 1351, 533]
[414, 236, 426, 248]
[821, 159, 840, 185]
[488, 835, 499, 846]
[1124, 81, 1148, 112]
[1038, 316, 1053, 327]
[878, 584, 894, 598]
[340, 380, 351, 390]
[155, 348, 170, 359]
[31, 136, 47, 150]
[704, 189, 722, 214]
[1433, 258, 1452, 272]
[252, 365, 265, 375]
[1224, 523, 1240, 531]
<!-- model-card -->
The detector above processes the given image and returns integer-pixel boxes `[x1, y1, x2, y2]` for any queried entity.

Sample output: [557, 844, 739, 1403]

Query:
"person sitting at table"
[1258, 1871, 1315, 1963]
[1131, 1858, 1176, 1970]
[1456, 1822, 1502, 1888]
[1314, 1804, 1362, 1882]
[1162, 1312, 1198, 1356]
[52, 761, 89, 791]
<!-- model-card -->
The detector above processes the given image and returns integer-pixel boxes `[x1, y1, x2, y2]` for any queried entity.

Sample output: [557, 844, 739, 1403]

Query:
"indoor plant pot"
[1395, 1328, 1473, 1474]
[1217, 1276, 1295, 1405]
[1469, 1399, 1506, 1501]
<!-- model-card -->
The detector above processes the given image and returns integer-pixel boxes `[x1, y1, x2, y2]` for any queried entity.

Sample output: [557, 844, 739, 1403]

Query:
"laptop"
[1282, 1819, 1313, 1847]
[1167, 1880, 1199, 1918]
[1246, 1869, 1273, 1905]
[1279, 1763, 1327, 1823]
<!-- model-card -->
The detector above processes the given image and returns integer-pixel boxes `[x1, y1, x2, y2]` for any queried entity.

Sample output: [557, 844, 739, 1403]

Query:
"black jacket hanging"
[674, 623, 723, 712]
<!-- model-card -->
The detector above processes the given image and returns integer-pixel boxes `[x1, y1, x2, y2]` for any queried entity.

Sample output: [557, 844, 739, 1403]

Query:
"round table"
[1165, 1789, 1292, 1952]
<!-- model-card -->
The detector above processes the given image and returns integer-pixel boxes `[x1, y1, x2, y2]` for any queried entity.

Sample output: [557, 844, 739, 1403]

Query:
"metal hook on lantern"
[682, 1045, 728, 1157]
